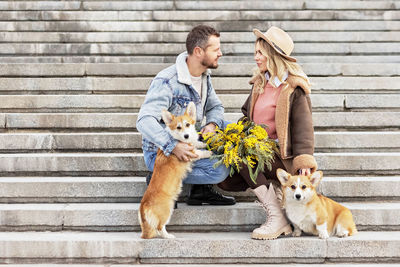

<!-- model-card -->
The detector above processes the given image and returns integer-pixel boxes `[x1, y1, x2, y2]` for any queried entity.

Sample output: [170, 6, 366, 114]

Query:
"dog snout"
[184, 134, 189, 139]
[295, 194, 301, 200]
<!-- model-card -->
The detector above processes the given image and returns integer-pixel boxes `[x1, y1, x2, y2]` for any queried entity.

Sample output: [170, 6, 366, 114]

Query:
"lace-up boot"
[251, 184, 292, 240]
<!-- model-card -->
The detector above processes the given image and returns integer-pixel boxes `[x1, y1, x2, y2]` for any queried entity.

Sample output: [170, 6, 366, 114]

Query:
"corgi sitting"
[276, 168, 357, 239]
[139, 102, 212, 239]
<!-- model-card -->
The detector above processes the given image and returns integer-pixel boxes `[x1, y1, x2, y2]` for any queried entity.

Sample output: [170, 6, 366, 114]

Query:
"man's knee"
[209, 164, 230, 184]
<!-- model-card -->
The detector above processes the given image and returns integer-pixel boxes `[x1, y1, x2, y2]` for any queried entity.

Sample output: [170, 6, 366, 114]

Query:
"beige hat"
[253, 26, 296, 62]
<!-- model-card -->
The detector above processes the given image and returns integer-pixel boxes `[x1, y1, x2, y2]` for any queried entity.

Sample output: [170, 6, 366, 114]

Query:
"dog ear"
[161, 110, 174, 125]
[310, 171, 323, 187]
[276, 168, 290, 185]
[185, 102, 196, 121]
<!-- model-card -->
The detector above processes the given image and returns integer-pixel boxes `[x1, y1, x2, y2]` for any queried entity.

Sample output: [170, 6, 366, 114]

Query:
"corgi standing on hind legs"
[277, 168, 357, 239]
[139, 102, 212, 239]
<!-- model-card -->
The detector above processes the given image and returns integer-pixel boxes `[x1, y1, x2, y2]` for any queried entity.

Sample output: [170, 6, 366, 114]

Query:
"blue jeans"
[143, 121, 231, 185]
[143, 151, 229, 184]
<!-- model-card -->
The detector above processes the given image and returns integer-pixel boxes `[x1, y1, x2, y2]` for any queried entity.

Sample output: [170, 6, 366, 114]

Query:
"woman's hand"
[299, 168, 311, 176]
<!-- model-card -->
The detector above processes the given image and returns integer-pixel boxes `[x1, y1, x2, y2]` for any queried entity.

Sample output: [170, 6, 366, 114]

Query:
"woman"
[218, 26, 318, 240]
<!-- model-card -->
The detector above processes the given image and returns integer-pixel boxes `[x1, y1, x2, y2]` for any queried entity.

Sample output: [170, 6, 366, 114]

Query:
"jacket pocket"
[170, 96, 192, 115]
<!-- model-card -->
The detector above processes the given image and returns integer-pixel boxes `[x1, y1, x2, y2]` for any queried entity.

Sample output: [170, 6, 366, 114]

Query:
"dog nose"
[184, 134, 189, 139]
[295, 194, 301, 200]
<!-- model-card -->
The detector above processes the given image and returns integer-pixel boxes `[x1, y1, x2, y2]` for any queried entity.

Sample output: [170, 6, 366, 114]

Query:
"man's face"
[201, 35, 222, 69]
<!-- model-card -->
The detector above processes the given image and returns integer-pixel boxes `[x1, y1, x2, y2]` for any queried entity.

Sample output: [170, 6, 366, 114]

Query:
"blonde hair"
[251, 38, 310, 93]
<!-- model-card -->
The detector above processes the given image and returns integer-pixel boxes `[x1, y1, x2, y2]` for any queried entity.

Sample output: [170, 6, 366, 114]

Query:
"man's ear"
[192, 46, 204, 58]
[161, 110, 174, 125]
[310, 171, 323, 187]
[276, 168, 290, 185]
[185, 102, 196, 121]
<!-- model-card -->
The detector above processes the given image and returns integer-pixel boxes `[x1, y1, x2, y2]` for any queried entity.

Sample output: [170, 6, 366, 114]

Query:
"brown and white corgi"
[277, 168, 357, 239]
[139, 102, 212, 239]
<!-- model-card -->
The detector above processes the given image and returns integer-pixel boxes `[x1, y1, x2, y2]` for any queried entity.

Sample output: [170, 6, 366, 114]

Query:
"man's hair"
[186, 25, 220, 55]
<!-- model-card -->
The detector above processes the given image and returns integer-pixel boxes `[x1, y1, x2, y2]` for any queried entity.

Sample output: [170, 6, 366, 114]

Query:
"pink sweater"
[252, 81, 284, 139]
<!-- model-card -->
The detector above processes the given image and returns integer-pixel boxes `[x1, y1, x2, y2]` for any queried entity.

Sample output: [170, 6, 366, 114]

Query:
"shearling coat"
[242, 74, 318, 175]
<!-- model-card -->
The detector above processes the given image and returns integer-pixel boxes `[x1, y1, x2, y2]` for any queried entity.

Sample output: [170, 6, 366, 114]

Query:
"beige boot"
[251, 184, 292, 240]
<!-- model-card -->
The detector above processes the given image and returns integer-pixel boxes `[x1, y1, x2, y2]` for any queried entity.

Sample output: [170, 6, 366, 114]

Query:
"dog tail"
[139, 205, 158, 239]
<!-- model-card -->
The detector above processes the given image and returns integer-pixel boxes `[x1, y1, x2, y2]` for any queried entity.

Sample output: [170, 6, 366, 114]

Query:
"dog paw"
[292, 229, 302, 237]
[163, 233, 176, 239]
[318, 231, 329, 239]
[336, 231, 349, 238]
[196, 142, 207, 149]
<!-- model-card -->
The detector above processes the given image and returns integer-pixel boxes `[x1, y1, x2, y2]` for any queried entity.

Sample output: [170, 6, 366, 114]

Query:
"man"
[136, 25, 235, 205]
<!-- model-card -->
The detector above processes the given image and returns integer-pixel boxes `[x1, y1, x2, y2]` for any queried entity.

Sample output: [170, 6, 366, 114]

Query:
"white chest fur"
[285, 202, 317, 235]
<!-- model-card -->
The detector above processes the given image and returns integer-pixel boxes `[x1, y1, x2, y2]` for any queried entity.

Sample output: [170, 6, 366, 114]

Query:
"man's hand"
[172, 142, 198, 162]
[200, 123, 217, 135]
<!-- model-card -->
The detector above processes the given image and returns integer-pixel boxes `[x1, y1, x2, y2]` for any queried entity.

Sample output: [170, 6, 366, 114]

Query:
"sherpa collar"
[176, 52, 211, 85]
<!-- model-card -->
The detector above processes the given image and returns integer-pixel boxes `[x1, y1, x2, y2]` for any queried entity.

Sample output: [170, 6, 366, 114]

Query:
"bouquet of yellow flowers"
[203, 119, 277, 184]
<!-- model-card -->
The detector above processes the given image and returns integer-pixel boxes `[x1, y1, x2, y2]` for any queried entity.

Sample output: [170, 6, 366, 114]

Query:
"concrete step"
[0, 152, 398, 176]
[0, 132, 142, 152]
[174, 1, 400, 11]
[3, 265, 400, 267]
[315, 132, 400, 152]
[0, 55, 397, 64]
[0, 77, 398, 93]
[0, 202, 398, 232]
[0, 10, 399, 21]
[1, 176, 399, 203]
[226, 111, 400, 130]
[83, 1, 400, 11]
[0, 21, 399, 32]
[0, 231, 398, 264]
[2, 1, 394, 11]
[1, 94, 399, 112]
[0, 1, 173, 11]
[0, 131, 398, 153]
[0, 43, 398, 56]
[1, 111, 399, 130]
[1, 63, 397, 77]
[4, 171, 400, 199]
[1, 31, 399, 43]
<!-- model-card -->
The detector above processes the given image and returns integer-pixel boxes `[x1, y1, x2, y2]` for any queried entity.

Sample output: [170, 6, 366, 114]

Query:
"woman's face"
[254, 42, 268, 72]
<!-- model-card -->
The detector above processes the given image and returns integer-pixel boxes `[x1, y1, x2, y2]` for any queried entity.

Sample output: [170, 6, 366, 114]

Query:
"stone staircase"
[0, 0, 399, 265]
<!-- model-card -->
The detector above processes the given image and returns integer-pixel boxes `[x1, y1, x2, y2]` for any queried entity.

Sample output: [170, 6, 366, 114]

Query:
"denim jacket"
[136, 52, 224, 156]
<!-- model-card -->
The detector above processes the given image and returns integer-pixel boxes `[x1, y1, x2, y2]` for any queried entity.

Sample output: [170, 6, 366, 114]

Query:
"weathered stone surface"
[175, 1, 400, 10]
[0, 77, 398, 92]
[0, 153, 397, 174]
[320, 177, 400, 199]
[315, 132, 400, 151]
[0, 153, 145, 173]
[315, 152, 400, 172]
[0, 1, 81, 10]
[83, 1, 174, 11]
[0, 95, 144, 110]
[345, 94, 400, 108]
[0, 43, 398, 56]
[5, 113, 137, 129]
[0, 177, 146, 203]
[0, 64, 85, 76]
[0, 202, 399, 231]
[2, 10, 399, 22]
[225, 112, 400, 129]
[312, 112, 400, 128]
[0, 21, 399, 32]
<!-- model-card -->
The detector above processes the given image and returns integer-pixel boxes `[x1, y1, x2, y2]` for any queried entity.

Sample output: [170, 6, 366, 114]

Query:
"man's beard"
[201, 57, 218, 69]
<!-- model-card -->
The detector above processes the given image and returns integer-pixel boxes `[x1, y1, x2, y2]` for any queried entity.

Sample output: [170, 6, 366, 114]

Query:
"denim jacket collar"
[176, 52, 211, 86]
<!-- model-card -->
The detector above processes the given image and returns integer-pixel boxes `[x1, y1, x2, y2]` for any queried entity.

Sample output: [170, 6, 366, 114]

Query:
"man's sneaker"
[186, 184, 236, 205]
